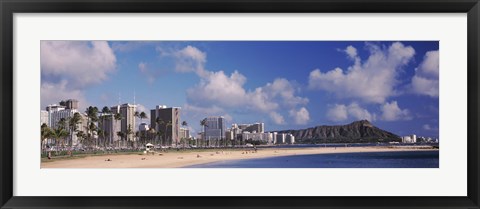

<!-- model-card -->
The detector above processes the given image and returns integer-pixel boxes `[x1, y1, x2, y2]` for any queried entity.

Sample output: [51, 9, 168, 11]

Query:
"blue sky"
[41, 41, 439, 138]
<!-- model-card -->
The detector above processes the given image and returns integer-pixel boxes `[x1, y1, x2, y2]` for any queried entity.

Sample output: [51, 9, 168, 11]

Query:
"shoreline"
[41, 146, 438, 168]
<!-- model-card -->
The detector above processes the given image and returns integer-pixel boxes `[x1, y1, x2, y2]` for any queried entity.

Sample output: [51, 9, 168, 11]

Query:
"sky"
[41, 41, 439, 138]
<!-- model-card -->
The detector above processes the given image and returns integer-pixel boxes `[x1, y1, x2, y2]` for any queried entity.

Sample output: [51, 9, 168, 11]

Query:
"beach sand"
[41, 146, 436, 168]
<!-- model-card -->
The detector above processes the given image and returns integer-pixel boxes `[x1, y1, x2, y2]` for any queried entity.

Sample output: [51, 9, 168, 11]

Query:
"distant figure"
[47, 152, 51, 160]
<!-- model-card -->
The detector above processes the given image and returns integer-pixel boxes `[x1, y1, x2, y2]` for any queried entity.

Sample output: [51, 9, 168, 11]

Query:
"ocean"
[185, 150, 439, 168]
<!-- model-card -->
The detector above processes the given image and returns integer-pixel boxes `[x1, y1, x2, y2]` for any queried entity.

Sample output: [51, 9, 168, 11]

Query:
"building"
[272, 132, 277, 145]
[244, 123, 264, 133]
[233, 123, 265, 134]
[275, 133, 286, 144]
[225, 129, 235, 141]
[40, 110, 49, 125]
[65, 99, 79, 110]
[402, 134, 417, 143]
[204, 116, 226, 141]
[45, 104, 79, 129]
[43, 101, 88, 147]
[241, 132, 273, 143]
[180, 127, 190, 139]
[98, 112, 122, 146]
[150, 105, 181, 146]
[111, 103, 136, 142]
[286, 134, 295, 144]
[139, 123, 149, 131]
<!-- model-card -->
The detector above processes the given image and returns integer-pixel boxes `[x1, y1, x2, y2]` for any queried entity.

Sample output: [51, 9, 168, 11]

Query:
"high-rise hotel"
[111, 103, 136, 142]
[204, 116, 226, 141]
[150, 105, 181, 146]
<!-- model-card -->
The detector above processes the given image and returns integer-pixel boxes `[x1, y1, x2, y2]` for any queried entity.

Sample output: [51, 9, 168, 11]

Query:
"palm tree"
[156, 130, 163, 149]
[114, 112, 122, 148]
[200, 119, 208, 148]
[76, 131, 86, 148]
[181, 121, 188, 148]
[97, 129, 104, 150]
[51, 127, 69, 155]
[68, 112, 82, 147]
[41, 123, 52, 155]
[155, 118, 172, 147]
[85, 106, 99, 149]
[134, 131, 140, 148]
[101, 106, 111, 146]
[116, 131, 125, 148]
[148, 128, 156, 145]
[57, 118, 68, 150]
[139, 112, 147, 124]
[126, 124, 133, 148]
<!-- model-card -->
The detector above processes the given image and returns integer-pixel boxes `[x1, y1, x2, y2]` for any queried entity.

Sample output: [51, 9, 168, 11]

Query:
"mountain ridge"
[275, 120, 401, 143]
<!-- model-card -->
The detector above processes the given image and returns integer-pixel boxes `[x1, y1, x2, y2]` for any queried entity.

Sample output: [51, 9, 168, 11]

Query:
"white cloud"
[326, 103, 375, 122]
[269, 112, 285, 125]
[186, 70, 249, 108]
[380, 101, 412, 121]
[345, 45, 358, 59]
[423, 124, 432, 130]
[183, 104, 225, 116]
[347, 103, 375, 121]
[423, 124, 438, 131]
[111, 41, 154, 53]
[138, 62, 158, 84]
[223, 114, 233, 122]
[41, 41, 116, 88]
[174, 45, 208, 76]
[289, 107, 310, 125]
[41, 80, 88, 111]
[309, 42, 415, 103]
[134, 104, 150, 128]
[262, 78, 309, 108]
[412, 50, 439, 97]
[41, 41, 117, 110]
[178, 46, 309, 126]
[326, 104, 348, 122]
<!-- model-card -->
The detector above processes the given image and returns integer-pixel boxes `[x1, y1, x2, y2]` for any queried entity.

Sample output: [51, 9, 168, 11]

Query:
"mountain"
[276, 120, 401, 143]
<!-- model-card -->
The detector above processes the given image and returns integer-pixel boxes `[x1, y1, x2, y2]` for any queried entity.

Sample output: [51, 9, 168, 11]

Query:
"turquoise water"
[185, 150, 439, 168]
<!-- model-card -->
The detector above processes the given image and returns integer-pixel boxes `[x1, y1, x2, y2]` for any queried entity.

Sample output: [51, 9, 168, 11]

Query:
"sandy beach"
[41, 146, 437, 168]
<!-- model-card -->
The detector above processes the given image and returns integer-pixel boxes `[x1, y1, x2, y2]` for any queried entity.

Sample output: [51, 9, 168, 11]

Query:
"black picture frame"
[1, 0, 479, 208]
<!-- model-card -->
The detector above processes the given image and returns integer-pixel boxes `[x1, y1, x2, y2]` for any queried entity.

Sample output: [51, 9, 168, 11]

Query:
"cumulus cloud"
[411, 50, 439, 97]
[174, 45, 208, 77]
[262, 78, 309, 108]
[41, 80, 88, 110]
[41, 41, 116, 88]
[326, 103, 375, 122]
[380, 101, 412, 121]
[186, 70, 249, 108]
[176, 45, 309, 126]
[309, 42, 415, 104]
[326, 104, 348, 122]
[111, 41, 155, 53]
[41, 41, 117, 110]
[289, 107, 310, 125]
[137, 62, 167, 84]
[269, 112, 285, 125]
[183, 104, 225, 116]
[423, 124, 438, 131]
